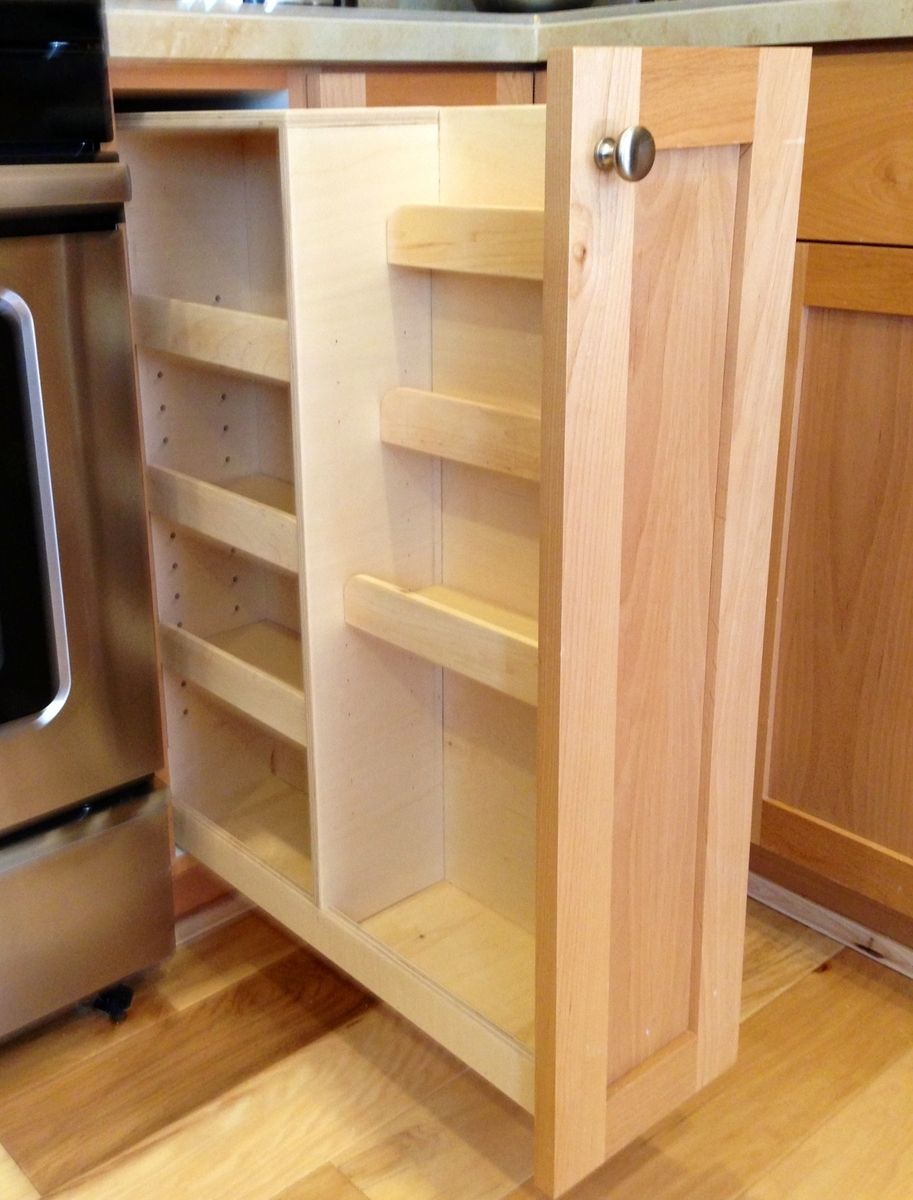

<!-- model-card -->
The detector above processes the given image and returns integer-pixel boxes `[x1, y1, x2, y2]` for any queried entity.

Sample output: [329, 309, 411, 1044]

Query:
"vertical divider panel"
[282, 116, 444, 919]
[535, 46, 641, 1196]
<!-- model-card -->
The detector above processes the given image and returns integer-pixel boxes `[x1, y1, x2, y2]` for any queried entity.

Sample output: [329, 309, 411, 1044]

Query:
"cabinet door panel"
[758, 243, 913, 923]
[537, 46, 809, 1195]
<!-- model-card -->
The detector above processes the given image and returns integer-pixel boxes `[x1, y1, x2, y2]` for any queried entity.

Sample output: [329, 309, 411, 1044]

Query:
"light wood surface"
[798, 50, 913, 246]
[640, 47, 758, 148]
[0, 902, 882, 1200]
[381, 386, 541, 481]
[133, 294, 290, 384]
[344, 575, 538, 706]
[284, 118, 444, 923]
[147, 465, 298, 573]
[160, 620, 307, 748]
[388, 206, 544, 280]
[208, 776, 313, 892]
[362, 881, 534, 1047]
[536, 46, 641, 1193]
[691, 45, 809, 1088]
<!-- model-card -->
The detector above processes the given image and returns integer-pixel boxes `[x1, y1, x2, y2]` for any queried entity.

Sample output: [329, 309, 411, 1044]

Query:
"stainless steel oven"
[0, 0, 173, 1040]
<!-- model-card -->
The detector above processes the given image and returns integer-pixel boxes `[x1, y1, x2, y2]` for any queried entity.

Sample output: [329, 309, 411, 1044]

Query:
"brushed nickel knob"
[593, 126, 656, 181]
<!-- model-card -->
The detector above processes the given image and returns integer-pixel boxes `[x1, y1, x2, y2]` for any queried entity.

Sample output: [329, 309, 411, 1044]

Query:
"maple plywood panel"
[444, 676, 537, 934]
[768, 307, 913, 856]
[283, 120, 443, 920]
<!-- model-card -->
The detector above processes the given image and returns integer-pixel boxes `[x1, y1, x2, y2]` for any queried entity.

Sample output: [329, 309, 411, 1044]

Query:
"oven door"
[0, 214, 163, 834]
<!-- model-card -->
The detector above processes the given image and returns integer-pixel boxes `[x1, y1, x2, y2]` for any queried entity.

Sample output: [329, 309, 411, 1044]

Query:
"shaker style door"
[535, 47, 810, 1194]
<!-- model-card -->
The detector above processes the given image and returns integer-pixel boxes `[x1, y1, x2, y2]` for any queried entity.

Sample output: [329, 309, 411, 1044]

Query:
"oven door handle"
[1, 290, 71, 730]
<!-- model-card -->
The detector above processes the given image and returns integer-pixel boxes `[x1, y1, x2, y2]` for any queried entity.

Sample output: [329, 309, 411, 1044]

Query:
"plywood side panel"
[607, 141, 740, 1082]
[283, 121, 443, 919]
[432, 275, 543, 411]
[444, 676, 537, 933]
[438, 107, 545, 209]
[535, 46, 641, 1196]
[694, 46, 810, 1085]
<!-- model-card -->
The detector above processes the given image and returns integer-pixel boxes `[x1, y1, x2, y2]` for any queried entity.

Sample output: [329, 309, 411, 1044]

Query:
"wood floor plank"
[158, 912, 297, 1011]
[0, 982, 175, 1105]
[273, 1164, 371, 1200]
[0, 950, 370, 1193]
[740, 898, 841, 1020]
[740, 1044, 913, 1199]
[0, 1146, 38, 1199]
[505, 951, 913, 1200]
[338, 1072, 533, 1200]
[45, 1007, 462, 1200]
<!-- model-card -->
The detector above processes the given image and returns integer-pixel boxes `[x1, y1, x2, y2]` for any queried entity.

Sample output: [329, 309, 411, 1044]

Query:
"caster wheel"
[92, 983, 134, 1025]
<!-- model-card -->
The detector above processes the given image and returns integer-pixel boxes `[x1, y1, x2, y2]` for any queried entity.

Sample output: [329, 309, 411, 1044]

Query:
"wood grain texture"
[160, 620, 307, 747]
[692, 46, 809, 1087]
[46, 1007, 460, 1200]
[766, 303, 913, 858]
[283, 118, 444, 922]
[344, 575, 538, 706]
[641, 47, 758, 149]
[741, 1045, 913, 1199]
[361, 881, 534, 1047]
[751, 244, 809, 845]
[339, 1072, 533, 1200]
[535, 45, 641, 1195]
[739, 897, 839, 1019]
[381, 386, 541, 481]
[607, 140, 739, 1083]
[388, 206, 544, 281]
[133, 294, 290, 383]
[274, 1166, 370, 1200]
[306, 72, 367, 108]
[146, 466, 298, 574]
[804, 243, 913, 317]
[798, 50, 913, 246]
[156, 912, 294, 1011]
[0, 951, 370, 1193]
[0, 1149, 37, 1200]
[511, 951, 913, 1200]
[760, 799, 913, 920]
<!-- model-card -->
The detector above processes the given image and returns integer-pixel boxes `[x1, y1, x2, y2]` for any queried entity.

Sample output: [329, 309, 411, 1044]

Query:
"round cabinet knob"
[593, 126, 656, 181]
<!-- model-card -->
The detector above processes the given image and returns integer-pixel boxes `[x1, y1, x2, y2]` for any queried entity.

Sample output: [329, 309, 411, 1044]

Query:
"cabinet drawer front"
[799, 51, 913, 246]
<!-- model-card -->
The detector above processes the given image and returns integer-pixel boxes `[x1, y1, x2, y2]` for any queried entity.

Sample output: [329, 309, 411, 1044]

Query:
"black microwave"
[0, 1, 111, 163]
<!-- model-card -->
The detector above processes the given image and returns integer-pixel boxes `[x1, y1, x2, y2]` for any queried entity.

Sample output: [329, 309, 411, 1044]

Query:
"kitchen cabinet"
[118, 45, 808, 1197]
[753, 50, 913, 946]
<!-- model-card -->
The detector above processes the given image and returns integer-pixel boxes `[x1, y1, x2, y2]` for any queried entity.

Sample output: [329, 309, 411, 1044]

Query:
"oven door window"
[0, 291, 69, 728]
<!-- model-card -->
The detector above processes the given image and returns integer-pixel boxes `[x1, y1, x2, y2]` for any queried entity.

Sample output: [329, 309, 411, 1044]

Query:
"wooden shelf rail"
[147, 466, 298, 574]
[387, 205, 545, 281]
[344, 575, 538, 706]
[133, 293, 290, 384]
[381, 387, 541, 481]
[160, 620, 307, 747]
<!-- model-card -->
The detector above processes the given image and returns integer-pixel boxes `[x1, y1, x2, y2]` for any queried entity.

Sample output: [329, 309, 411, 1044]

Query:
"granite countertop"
[104, 0, 913, 64]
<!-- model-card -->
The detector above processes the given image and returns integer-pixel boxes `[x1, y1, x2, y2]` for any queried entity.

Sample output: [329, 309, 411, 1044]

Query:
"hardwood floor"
[0, 899, 908, 1198]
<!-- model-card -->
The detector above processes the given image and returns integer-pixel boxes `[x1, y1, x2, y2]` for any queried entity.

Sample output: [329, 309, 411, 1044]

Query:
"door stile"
[692, 46, 811, 1086]
[535, 45, 642, 1197]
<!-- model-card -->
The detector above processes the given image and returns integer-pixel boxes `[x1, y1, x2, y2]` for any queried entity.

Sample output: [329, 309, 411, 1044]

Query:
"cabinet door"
[755, 243, 913, 939]
[537, 46, 808, 1194]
